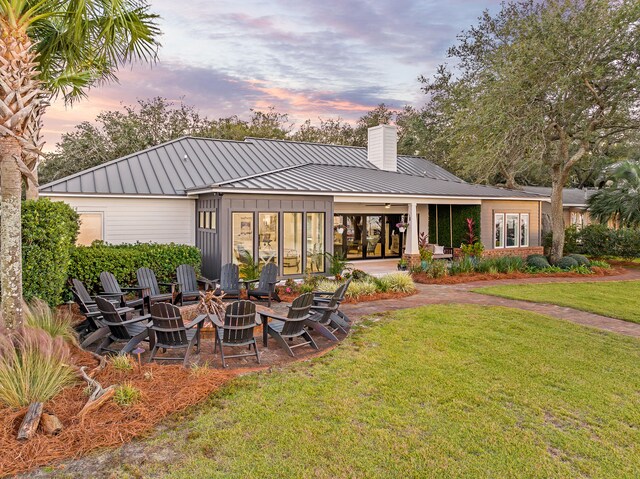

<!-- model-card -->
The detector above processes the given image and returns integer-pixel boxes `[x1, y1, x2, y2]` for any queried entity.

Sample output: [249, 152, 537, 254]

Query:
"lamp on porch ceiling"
[385, 203, 391, 209]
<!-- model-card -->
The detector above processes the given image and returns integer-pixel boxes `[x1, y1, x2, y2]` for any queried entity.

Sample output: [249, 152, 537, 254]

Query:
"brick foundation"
[402, 253, 422, 269]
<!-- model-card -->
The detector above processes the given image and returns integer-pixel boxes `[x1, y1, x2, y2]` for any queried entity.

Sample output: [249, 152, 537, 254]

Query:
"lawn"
[475, 281, 640, 323]
[113, 304, 640, 479]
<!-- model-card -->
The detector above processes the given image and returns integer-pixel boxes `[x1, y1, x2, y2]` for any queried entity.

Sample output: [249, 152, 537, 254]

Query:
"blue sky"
[42, 0, 501, 150]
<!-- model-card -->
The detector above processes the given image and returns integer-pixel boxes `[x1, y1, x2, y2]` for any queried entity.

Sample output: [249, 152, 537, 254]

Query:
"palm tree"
[588, 160, 640, 228]
[0, 0, 160, 328]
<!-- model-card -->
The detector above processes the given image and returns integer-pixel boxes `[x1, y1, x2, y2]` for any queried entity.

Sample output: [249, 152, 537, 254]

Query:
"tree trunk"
[0, 136, 24, 329]
[25, 162, 38, 200]
[549, 175, 566, 264]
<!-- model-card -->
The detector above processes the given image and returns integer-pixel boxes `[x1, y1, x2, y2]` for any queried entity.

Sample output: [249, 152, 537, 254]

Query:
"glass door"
[365, 215, 382, 258]
[384, 214, 403, 258]
[346, 215, 363, 259]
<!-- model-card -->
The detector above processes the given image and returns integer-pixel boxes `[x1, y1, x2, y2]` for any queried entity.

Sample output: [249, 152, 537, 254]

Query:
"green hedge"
[69, 242, 202, 294]
[428, 205, 481, 247]
[578, 225, 640, 259]
[22, 199, 79, 305]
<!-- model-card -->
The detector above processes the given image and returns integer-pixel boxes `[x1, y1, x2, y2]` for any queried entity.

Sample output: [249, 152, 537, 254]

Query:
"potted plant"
[396, 221, 409, 233]
[334, 224, 346, 234]
[397, 258, 408, 271]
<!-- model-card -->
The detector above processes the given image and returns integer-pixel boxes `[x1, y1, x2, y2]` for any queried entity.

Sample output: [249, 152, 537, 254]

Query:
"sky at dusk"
[42, 0, 502, 151]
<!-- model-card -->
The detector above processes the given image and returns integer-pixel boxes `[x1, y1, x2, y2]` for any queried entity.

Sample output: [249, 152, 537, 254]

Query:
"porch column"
[406, 202, 419, 254]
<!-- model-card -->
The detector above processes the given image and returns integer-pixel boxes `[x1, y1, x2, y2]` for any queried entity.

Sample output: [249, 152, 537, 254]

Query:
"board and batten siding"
[45, 196, 196, 245]
[480, 199, 541, 249]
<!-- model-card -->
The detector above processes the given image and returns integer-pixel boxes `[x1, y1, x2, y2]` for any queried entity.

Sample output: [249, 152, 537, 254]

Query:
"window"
[232, 212, 254, 264]
[494, 213, 504, 248]
[306, 212, 325, 273]
[77, 213, 103, 246]
[520, 214, 529, 247]
[198, 211, 216, 230]
[258, 213, 278, 268]
[505, 214, 519, 248]
[494, 212, 530, 248]
[283, 213, 303, 275]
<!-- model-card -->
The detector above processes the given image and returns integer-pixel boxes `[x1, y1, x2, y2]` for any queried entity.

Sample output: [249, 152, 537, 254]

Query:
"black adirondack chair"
[71, 278, 125, 347]
[259, 292, 317, 356]
[94, 296, 151, 355]
[246, 262, 281, 307]
[313, 277, 352, 331]
[304, 282, 350, 342]
[136, 267, 176, 308]
[215, 263, 241, 299]
[99, 271, 147, 315]
[211, 300, 260, 368]
[148, 302, 206, 366]
[175, 264, 215, 305]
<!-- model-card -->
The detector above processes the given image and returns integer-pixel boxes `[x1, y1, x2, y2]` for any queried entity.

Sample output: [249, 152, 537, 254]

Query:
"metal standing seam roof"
[39, 135, 535, 199]
[521, 186, 596, 206]
[192, 164, 542, 199]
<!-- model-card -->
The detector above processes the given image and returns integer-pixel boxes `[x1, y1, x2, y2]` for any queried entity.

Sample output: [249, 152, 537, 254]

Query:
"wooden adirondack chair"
[211, 300, 260, 368]
[313, 277, 352, 331]
[304, 282, 350, 342]
[94, 296, 151, 355]
[246, 262, 281, 307]
[148, 302, 206, 367]
[175, 264, 215, 305]
[136, 267, 176, 308]
[259, 292, 317, 356]
[216, 263, 241, 299]
[99, 271, 147, 315]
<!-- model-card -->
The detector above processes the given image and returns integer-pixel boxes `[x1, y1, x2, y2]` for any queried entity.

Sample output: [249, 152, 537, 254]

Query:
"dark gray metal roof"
[198, 164, 541, 199]
[521, 186, 596, 206]
[39, 136, 465, 196]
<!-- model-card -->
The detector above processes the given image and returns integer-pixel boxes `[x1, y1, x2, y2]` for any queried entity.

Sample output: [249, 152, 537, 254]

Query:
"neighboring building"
[521, 186, 596, 233]
[40, 125, 545, 278]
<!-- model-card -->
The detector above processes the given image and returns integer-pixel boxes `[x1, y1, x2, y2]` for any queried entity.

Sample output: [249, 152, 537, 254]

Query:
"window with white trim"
[494, 212, 530, 248]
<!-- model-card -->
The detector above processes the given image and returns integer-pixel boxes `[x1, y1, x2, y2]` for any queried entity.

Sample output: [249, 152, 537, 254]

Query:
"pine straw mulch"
[412, 266, 623, 285]
[0, 348, 235, 477]
[277, 290, 416, 304]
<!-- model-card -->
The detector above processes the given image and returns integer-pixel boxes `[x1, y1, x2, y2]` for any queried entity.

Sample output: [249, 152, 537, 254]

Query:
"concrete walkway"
[342, 268, 640, 338]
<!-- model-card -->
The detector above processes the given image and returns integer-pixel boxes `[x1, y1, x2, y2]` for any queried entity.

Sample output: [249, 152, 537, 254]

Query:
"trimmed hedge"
[556, 256, 579, 270]
[69, 242, 202, 294]
[578, 225, 640, 259]
[428, 205, 481, 247]
[22, 199, 79, 305]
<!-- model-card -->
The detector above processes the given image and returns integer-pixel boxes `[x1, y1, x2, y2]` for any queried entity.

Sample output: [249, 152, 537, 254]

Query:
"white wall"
[45, 196, 196, 246]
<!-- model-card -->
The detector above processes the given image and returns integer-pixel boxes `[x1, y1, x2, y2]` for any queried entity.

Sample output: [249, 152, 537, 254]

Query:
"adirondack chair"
[259, 292, 317, 356]
[136, 267, 176, 308]
[245, 262, 281, 307]
[216, 263, 241, 299]
[313, 277, 352, 330]
[304, 282, 350, 342]
[99, 271, 147, 315]
[175, 264, 215, 305]
[148, 302, 206, 366]
[94, 296, 151, 355]
[211, 300, 260, 368]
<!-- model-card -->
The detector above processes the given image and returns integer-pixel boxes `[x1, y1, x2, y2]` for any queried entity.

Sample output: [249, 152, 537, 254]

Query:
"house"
[39, 125, 545, 278]
[521, 186, 596, 233]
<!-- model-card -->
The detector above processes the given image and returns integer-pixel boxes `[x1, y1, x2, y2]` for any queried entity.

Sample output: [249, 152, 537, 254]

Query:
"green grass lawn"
[475, 281, 640, 323]
[121, 304, 640, 479]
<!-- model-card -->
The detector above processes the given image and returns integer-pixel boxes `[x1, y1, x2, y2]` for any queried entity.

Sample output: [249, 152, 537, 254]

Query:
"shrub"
[0, 326, 75, 407]
[475, 259, 499, 274]
[111, 355, 134, 372]
[567, 253, 590, 267]
[526, 254, 551, 270]
[344, 280, 378, 299]
[22, 199, 80, 305]
[24, 299, 77, 344]
[238, 251, 260, 281]
[556, 256, 579, 270]
[460, 242, 484, 258]
[375, 273, 416, 293]
[425, 260, 448, 278]
[324, 252, 350, 280]
[486, 256, 526, 273]
[578, 224, 617, 257]
[69, 242, 201, 294]
[113, 382, 142, 407]
[315, 280, 339, 294]
[345, 269, 371, 281]
[590, 259, 611, 269]
[613, 228, 640, 259]
[450, 257, 476, 275]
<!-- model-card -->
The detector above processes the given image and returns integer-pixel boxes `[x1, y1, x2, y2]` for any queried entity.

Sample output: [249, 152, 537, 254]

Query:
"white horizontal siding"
[46, 196, 196, 246]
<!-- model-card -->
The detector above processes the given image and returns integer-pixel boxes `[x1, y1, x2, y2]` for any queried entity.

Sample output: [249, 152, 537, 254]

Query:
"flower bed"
[0, 349, 233, 477]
